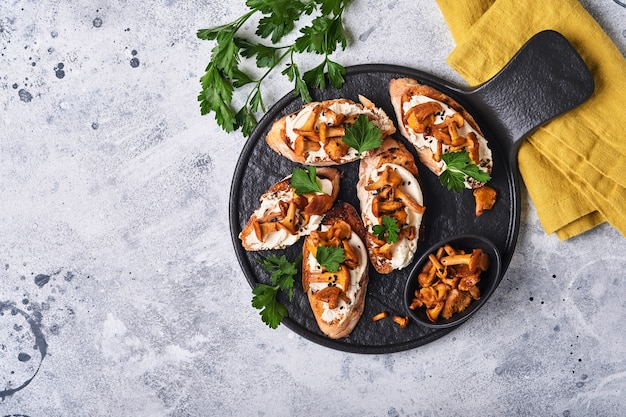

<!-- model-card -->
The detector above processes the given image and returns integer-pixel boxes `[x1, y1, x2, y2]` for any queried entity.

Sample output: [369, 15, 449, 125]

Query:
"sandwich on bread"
[389, 78, 493, 189]
[239, 167, 341, 251]
[265, 95, 396, 166]
[302, 202, 368, 339]
[357, 138, 425, 274]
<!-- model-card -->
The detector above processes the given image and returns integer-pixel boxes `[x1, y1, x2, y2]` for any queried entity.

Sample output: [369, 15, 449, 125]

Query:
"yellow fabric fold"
[436, 0, 626, 239]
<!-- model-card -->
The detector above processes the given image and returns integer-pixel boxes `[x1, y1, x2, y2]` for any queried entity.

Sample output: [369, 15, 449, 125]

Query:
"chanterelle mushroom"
[440, 249, 488, 273]
[473, 185, 497, 217]
[409, 243, 490, 323]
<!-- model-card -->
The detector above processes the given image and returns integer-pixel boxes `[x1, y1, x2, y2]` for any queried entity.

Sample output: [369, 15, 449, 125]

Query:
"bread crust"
[389, 78, 486, 178]
[265, 97, 396, 166]
[357, 138, 423, 274]
[265, 116, 308, 164]
[239, 167, 341, 251]
[302, 202, 368, 339]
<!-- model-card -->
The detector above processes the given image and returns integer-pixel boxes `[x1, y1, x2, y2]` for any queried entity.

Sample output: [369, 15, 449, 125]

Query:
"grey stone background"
[1, 0, 625, 416]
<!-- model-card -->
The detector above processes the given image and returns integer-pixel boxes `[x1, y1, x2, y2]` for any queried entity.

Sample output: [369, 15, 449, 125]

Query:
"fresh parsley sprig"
[439, 150, 491, 193]
[372, 215, 400, 243]
[251, 284, 288, 329]
[252, 254, 302, 329]
[291, 166, 324, 195]
[342, 114, 384, 157]
[315, 245, 345, 272]
[197, 0, 350, 137]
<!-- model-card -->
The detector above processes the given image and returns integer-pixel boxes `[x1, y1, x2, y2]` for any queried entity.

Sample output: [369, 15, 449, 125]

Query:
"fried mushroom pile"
[409, 244, 489, 322]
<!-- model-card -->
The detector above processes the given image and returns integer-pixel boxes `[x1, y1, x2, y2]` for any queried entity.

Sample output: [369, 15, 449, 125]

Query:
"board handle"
[461, 30, 594, 160]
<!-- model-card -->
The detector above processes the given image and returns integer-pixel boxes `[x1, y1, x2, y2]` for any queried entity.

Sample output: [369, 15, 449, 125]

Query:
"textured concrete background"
[1, 0, 625, 416]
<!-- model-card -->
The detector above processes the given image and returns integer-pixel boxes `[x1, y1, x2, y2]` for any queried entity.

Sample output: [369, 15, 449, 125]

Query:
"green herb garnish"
[372, 215, 400, 243]
[315, 245, 345, 273]
[342, 114, 384, 157]
[252, 254, 302, 329]
[251, 284, 288, 329]
[439, 150, 491, 193]
[197, 0, 350, 136]
[291, 166, 324, 195]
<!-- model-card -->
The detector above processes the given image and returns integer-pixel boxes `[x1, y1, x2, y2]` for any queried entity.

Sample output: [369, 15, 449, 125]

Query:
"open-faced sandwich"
[357, 138, 426, 274]
[239, 166, 341, 251]
[389, 78, 493, 190]
[302, 202, 368, 339]
[265, 95, 396, 166]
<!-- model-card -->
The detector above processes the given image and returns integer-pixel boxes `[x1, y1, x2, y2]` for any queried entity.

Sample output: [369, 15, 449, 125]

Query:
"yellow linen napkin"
[435, 0, 626, 240]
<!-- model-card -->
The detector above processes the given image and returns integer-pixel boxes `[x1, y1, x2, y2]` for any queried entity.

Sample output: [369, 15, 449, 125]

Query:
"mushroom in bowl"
[403, 235, 502, 329]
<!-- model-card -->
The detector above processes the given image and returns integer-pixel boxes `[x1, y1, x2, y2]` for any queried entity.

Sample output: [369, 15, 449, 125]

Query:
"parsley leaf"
[439, 150, 491, 193]
[290, 166, 324, 195]
[235, 105, 258, 138]
[236, 39, 280, 69]
[325, 58, 347, 89]
[372, 215, 400, 243]
[282, 62, 312, 103]
[294, 15, 347, 56]
[342, 114, 384, 157]
[256, 14, 292, 44]
[252, 254, 302, 329]
[318, 0, 349, 16]
[258, 254, 301, 300]
[197, 1, 350, 137]
[315, 246, 345, 273]
[302, 60, 327, 91]
[198, 64, 237, 132]
[211, 31, 240, 77]
[251, 284, 287, 329]
[303, 57, 347, 90]
[251, 0, 308, 43]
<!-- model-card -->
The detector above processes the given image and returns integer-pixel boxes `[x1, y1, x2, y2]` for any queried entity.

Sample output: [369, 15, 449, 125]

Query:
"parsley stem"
[244, 46, 294, 112]
[232, 10, 256, 32]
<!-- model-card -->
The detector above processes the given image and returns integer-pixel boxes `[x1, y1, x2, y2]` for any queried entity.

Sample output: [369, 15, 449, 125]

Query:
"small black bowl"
[403, 234, 502, 329]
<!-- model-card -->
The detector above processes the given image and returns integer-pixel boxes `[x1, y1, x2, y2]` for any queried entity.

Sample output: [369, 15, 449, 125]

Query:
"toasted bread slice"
[302, 202, 368, 339]
[357, 138, 425, 274]
[266, 95, 396, 166]
[239, 167, 341, 251]
[389, 78, 493, 189]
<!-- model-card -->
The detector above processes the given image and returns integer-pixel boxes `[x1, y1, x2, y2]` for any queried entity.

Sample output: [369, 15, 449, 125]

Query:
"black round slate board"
[229, 64, 519, 354]
[230, 30, 595, 353]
